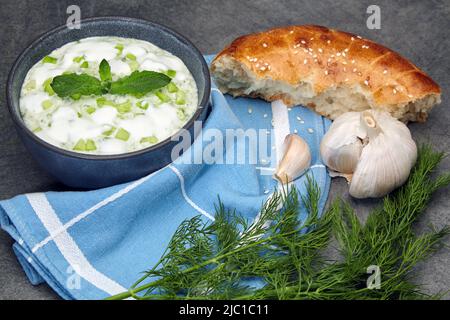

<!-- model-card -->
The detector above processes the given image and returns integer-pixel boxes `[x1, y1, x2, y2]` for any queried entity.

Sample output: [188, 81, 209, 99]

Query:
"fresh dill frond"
[107, 144, 449, 300]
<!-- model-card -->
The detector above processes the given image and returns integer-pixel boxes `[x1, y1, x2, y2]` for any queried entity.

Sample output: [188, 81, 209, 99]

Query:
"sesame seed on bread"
[211, 25, 441, 122]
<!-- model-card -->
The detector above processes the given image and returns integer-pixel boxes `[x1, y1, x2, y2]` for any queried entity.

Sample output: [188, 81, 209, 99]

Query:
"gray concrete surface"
[0, 0, 448, 300]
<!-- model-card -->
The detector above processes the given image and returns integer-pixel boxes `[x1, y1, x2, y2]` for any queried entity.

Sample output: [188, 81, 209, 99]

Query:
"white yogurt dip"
[20, 37, 198, 155]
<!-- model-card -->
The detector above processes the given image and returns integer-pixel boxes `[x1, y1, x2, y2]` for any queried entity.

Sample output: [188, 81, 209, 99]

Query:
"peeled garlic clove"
[274, 133, 311, 184]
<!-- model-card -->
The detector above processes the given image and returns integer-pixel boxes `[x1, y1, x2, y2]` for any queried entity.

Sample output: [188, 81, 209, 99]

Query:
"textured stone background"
[0, 0, 448, 299]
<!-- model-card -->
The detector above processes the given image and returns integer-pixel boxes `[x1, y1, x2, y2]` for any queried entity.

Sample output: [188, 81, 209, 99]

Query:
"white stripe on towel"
[257, 164, 325, 174]
[26, 193, 127, 296]
[32, 173, 155, 253]
[271, 100, 291, 164]
[168, 165, 215, 221]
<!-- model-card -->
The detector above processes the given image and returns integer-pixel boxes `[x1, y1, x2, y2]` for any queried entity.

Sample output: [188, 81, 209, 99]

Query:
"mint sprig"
[50, 59, 171, 98]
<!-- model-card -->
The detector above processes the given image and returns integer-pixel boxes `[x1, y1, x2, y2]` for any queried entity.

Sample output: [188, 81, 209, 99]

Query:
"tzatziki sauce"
[20, 37, 198, 155]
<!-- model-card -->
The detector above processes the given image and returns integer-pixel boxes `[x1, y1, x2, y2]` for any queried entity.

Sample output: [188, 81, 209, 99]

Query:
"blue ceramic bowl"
[7, 17, 211, 189]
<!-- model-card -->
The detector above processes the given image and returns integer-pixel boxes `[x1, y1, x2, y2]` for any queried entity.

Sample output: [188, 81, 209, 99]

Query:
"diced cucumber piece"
[115, 43, 124, 55]
[115, 101, 132, 114]
[166, 69, 177, 78]
[115, 128, 130, 141]
[136, 100, 149, 110]
[140, 136, 158, 144]
[175, 91, 186, 105]
[42, 56, 57, 64]
[155, 90, 170, 102]
[42, 100, 53, 110]
[125, 53, 137, 61]
[103, 126, 116, 136]
[86, 106, 96, 114]
[80, 61, 89, 68]
[176, 108, 186, 121]
[73, 139, 86, 151]
[43, 78, 55, 96]
[85, 139, 97, 151]
[167, 82, 178, 93]
[73, 56, 84, 63]
[96, 97, 115, 107]
[128, 60, 139, 71]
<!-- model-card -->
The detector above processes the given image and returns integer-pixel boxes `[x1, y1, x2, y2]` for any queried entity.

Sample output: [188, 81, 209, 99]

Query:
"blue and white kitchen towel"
[0, 55, 331, 299]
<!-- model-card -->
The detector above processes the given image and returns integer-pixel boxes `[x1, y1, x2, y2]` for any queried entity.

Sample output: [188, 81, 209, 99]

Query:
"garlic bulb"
[320, 110, 417, 198]
[274, 133, 311, 184]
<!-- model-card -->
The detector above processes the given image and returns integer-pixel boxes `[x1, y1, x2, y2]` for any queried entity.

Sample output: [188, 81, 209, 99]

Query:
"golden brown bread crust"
[212, 25, 441, 121]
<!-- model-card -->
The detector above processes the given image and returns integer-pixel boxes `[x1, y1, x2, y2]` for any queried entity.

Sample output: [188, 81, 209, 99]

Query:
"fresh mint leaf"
[51, 73, 103, 98]
[110, 71, 171, 96]
[99, 59, 112, 82]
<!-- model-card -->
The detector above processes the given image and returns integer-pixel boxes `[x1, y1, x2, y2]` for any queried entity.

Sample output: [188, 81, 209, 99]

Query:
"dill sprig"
[107, 145, 449, 300]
